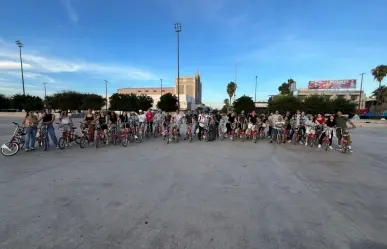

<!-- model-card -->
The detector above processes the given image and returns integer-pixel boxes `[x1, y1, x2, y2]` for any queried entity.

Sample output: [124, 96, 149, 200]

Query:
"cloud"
[5, 71, 56, 83]
[0, 43, 156, 81]
[62, 0, 79, 23]
[0, 61, 33, 70]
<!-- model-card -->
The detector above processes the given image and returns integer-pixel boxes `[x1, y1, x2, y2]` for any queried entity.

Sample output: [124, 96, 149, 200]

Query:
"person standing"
[42, 109, 58, 148]
[145, 109, 153, 133]
[22, 111, 38, 151]
[197, 111, 207, 141]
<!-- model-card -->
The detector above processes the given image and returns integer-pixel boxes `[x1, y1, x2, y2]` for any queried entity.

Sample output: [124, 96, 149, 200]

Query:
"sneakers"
[329, 146, 333, 150]
[318, 144, 321, 148]
[305, 143, 308, 146]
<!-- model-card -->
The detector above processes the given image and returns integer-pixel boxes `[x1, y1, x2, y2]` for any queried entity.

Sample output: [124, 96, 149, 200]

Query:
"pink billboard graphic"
[308, 80, 356, 89]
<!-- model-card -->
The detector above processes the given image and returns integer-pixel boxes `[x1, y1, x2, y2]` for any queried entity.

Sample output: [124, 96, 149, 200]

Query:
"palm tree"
[371, 65, 387, 116]
[371, 65, 387, 88]
[226, 81, 237, 111]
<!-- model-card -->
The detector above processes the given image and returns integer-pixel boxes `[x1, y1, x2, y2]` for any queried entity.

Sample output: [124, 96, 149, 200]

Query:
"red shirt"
[146, 112, 153, 122]
[316, 117, 325, 124]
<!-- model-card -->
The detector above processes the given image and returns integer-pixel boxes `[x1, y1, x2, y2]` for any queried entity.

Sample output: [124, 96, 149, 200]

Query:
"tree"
[136, 94, 154, 111]
[330, 96, 357, 115]
[220, 98, 229, 113]
[11, 94, 44, 111]
[278, 78, 296, 95]
[80, 94, 105, 110]
[233, 95, 254, 114]
[157, 93, 178, 112]
[371, 65, 387, 88]
[226, 81, 237, 111]
[0, 94, 12, 110]
[372, 86, 387, 106]
[268, 95, 303, 114]
[302, 95, 331, 115]
[109, 93, 137, 111]
[45, 91, 83, 111]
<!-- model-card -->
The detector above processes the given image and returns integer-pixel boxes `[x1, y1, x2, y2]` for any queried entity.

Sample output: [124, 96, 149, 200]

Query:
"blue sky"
[1, 0, 386, 108]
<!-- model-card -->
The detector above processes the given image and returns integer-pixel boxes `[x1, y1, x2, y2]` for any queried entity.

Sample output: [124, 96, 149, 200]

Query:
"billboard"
[308, 79, 356, 89]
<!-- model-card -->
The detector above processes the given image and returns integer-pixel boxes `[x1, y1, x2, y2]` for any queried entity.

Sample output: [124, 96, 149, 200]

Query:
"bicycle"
[57, 123, 80, 150]
[119, 122, 129, 147]
[153, 121, 162, 138]
[95, 123, 108, 148]
[185, 123, 193, 142]
[79, 122, 92, 148]
[1, 122, 26, 156]
[271, 128, 283, 144]
[291, 127, 300, 145]
[337, 127, 352, 153]
[165, 123, 179, 144]
[321, 127, 334, 151]
[109, 124, 121, 145]
[36, 123, 50, 151]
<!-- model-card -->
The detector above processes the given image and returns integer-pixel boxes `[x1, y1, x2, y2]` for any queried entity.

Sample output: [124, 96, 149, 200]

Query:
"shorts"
[336, 127, 349, 140]
[100, 124, 108, 130]
[272, 129, 283, 135]
[306, 127, 315, 134]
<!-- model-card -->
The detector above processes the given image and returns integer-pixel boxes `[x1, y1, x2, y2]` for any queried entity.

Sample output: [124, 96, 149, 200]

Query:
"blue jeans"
[24, 127, 37, 149]
[46, 124, 58, 146]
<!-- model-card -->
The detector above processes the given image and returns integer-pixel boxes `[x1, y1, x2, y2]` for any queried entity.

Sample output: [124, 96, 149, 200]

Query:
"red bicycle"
[185, 123, 193, 142]
[95, 123, 108, 148]
[120, 122, 129, 147]
[57, 123, 80, 149]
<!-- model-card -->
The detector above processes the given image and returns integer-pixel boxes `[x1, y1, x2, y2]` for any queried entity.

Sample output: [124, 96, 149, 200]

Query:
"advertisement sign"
[308, 80, 356, 89]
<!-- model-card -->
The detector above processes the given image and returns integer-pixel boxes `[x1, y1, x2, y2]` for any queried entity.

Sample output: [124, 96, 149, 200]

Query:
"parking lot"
[1, 116, 387, 249]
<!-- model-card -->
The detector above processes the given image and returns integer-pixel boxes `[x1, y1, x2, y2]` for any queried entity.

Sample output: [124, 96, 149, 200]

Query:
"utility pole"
[160, 78, 163, 96]
[43, 82, 47, 99]
[104, 80, 108, 111]
[15, 40, 25, 95]
[175, 23, 182, 110]
[255, 76, 258, 102]
[358, 73, 365, 113]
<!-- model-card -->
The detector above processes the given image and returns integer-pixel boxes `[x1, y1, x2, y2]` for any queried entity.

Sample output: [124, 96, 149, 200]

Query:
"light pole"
[15, 40, 25, 95]
[174, 23, 182, 110]
[104, 80, 108, 111]
[358, 73, 365, 113]
[42, 82, 47, 99]
[160, 78, 163, 96]
[255, 76, 258, 102]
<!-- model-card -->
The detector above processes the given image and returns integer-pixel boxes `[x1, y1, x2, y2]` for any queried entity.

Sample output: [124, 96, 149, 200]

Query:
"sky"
[1, 0, 386, 108]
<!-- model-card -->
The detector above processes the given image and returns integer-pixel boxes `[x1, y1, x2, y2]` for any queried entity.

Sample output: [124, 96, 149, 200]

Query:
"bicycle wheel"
[58, 137, 66, 150]
[96, 137, 100, 148]
[80, 137, 87, 148]
[74, 135, 81, 145]
[1, 142, 20, 156]
[43, 136, 48, 151]
[121, 136, 128, 147]
[324, 140, 329, 151]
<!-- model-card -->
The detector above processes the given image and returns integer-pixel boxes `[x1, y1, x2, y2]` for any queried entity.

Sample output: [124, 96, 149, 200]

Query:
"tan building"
[296, 88, 366, 109]
[117, 72, 203, 110]
[175, 72, 202, 104]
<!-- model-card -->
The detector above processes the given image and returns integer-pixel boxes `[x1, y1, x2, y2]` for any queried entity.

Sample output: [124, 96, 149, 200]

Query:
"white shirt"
[198, 114, 207, 127]
[174, 114, 182, 124]
[60, 116, 71, 124]
[138, 114, 146, 123]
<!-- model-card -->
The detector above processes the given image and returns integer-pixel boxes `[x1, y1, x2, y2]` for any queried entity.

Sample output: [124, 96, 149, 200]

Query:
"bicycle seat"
[12, 122, 18, 125]
[71, 127, 76, 129]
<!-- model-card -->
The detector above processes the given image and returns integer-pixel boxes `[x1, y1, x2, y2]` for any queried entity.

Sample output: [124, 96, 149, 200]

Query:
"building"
[296, 88, 366, 109]
[117, 72, 202, 110]
[175, 72, 202, 104]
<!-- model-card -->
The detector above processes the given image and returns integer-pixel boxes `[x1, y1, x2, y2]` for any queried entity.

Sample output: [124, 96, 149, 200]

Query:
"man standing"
[335, 111, 356, 151]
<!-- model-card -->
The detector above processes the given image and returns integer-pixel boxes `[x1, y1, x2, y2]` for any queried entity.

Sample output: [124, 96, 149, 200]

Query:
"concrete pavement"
[0, 117, 387, 248]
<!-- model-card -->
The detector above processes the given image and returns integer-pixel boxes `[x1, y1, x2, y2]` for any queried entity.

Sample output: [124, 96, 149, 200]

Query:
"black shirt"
[186, 114, 193, 124]
[326, 119, 335, 128]
[249, 115, 258, 125]
[239, 115, 246, 123]
[228, 114, 235, 123]
[42, 113, 52, 123]
[111, 114, 118, 124]
[193, 114, 198, 122]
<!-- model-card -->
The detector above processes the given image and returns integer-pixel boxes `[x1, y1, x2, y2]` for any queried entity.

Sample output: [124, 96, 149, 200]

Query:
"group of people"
[19, 107, 356, 152]
[21, 109, 74, 151]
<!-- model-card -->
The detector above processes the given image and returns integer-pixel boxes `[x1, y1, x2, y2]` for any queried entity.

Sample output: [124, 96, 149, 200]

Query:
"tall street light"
[15, 40, 25, 95]
[255, 76, 258, 102]
[358, 73, 365, 113]
[174, 23, 182, 110]
[104, 80, 108, 111]
[42, 82, 47, 99]
[160, 78, 163, 96]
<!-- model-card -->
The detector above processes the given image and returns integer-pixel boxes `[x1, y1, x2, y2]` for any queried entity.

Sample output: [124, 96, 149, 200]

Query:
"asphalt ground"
[0, 117, 387, 249]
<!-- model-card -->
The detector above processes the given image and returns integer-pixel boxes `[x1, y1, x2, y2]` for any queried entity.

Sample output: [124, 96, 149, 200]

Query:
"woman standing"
[22, 111, 38, 151]
[84, 109, 95, 143]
